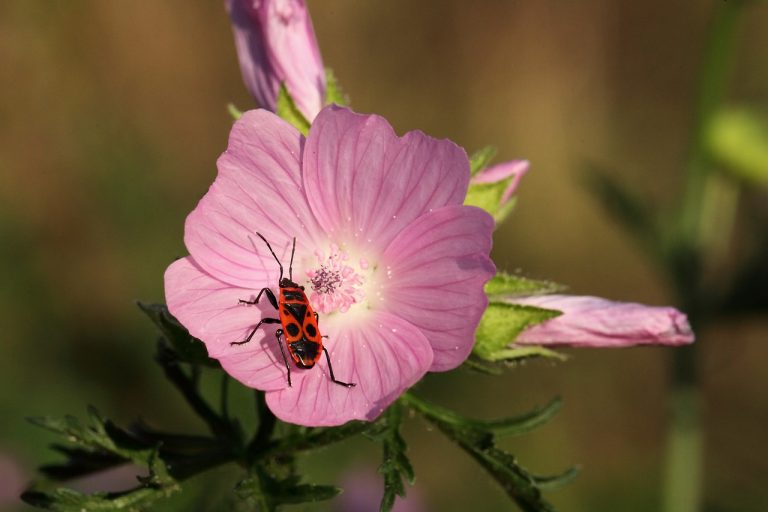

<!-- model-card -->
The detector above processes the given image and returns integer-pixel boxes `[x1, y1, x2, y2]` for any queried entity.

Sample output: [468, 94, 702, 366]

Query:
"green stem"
[664, 3, 746, 512]
[247, 391, 276, 465]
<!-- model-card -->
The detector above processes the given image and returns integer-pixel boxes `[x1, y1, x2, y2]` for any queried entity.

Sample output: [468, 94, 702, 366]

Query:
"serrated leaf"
[469, 146, 497, 176]
[21, 484, 176, 512]
[485, 272, 565, 297]
[404, 393, 569, 512]
[137, 302, 215, 367]
[707, 106, 768, 184]
[325, 67, 348, 107]
[375, 403, 413, 512]
[236, 471, 341, 511]
[28, 408, 155, 466]
[473, 302, 561, 360]
[276, 83, 311, 135]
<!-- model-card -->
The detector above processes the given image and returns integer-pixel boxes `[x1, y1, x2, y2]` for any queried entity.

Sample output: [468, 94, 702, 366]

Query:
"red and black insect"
[231, 233, 355, 388]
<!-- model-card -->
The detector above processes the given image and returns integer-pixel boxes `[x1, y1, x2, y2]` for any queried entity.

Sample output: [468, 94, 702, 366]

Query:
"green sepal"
[473, 302, 562, 361]
[469, 146, 497, 176]
[228, 103, 244, 121]
[464, 181, 516, 222]
[138, 302, 216, 367]
[325, 67, 349, 107]
[485, 271, 565, 297]
[707, 106, 768, 184]
[276, 83, 311, 135]
[367, 403, 414, 512]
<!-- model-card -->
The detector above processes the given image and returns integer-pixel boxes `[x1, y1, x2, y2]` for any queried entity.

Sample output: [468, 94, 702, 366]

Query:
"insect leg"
[230, 317, 280, 346]
[275, 329, 292, 387]
[256, 232, 283, 282]
[323, 347, 355, 388]
[239, 288, 278, 309]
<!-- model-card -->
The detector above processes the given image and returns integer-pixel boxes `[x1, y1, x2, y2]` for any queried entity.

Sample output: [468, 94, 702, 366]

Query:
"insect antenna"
[289, 237, 296, 281]
[255, 232, 283, 282]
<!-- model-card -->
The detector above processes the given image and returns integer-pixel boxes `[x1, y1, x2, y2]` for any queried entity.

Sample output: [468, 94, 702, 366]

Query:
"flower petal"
[510, 295, 695, 347]
[184, 109, 324, 289]
[380, 205, 496, 371]
[303, 106, 470, 255]
[164, 257, 287, 390]
[265, 311, 433, 426]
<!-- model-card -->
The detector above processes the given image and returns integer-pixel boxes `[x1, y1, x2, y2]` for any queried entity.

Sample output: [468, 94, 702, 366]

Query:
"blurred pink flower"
[510, 295, 694, 347]
[471, 159, 529, 207]
[226, 0, 326, 120]
[165, 105, 495, 426]
[336, 466, 425, 512]
[0, 453, 25, 507]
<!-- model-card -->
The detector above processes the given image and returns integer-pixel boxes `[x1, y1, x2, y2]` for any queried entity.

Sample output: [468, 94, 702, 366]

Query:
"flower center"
[305, 244, 368, 315]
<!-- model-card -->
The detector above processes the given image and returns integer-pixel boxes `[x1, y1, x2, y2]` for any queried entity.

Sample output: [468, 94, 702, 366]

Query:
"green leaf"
[403, 394, 563, 439]
[24, 409, 181, 511]
[228, 103, 244, 120]
[235, 470, 341, 512]
[485, 272, 565, 297]
[473, 302, 561, 361]
[276, 83, 311, 135]
[707, 106, 768, 184]
[325, 67, 349, 107]
[370, 403, 414, 512]
[28, 407, 155, 466]
[137, 302, 216, 367]
[403, 393, 570, 512]
[469, 146, 497, 176]
[21, 486, 174, 512]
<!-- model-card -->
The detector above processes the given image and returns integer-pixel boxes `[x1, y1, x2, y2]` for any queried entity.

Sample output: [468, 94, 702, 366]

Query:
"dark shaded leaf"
[137, 302, 215, 367]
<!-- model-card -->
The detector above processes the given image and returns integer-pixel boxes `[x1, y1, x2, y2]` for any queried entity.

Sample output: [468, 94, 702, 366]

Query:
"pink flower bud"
[471, 159, 529, 207]
[226, 0, 326, 120]
[509, 295, 695, 348]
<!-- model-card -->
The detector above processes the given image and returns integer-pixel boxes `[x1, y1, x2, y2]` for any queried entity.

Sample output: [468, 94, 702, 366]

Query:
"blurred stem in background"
[664, 2, 746, 512]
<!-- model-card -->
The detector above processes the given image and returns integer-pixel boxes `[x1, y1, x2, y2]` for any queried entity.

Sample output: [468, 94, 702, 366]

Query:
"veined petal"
[185, 109, 324, 290]
[380, 206, 496, 371]
[510, 295, 695, 347]
[265, 311, 433, 426]
[164, 257, 287, 390]
[303, 106, 470, 255]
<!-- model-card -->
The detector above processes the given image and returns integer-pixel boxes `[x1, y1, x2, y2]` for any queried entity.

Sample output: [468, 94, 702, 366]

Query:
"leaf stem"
[664, 3, 746, 512]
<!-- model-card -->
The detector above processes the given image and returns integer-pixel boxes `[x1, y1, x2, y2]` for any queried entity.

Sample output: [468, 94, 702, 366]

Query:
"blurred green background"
[1, 1, 767, 511]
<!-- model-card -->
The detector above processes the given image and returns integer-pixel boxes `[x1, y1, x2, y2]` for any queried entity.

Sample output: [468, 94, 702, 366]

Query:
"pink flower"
[471, 159, 529, 206]
[509, 295, 694, 347]
[165, 105, 495, 426]
[226, 0, 326, 120]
